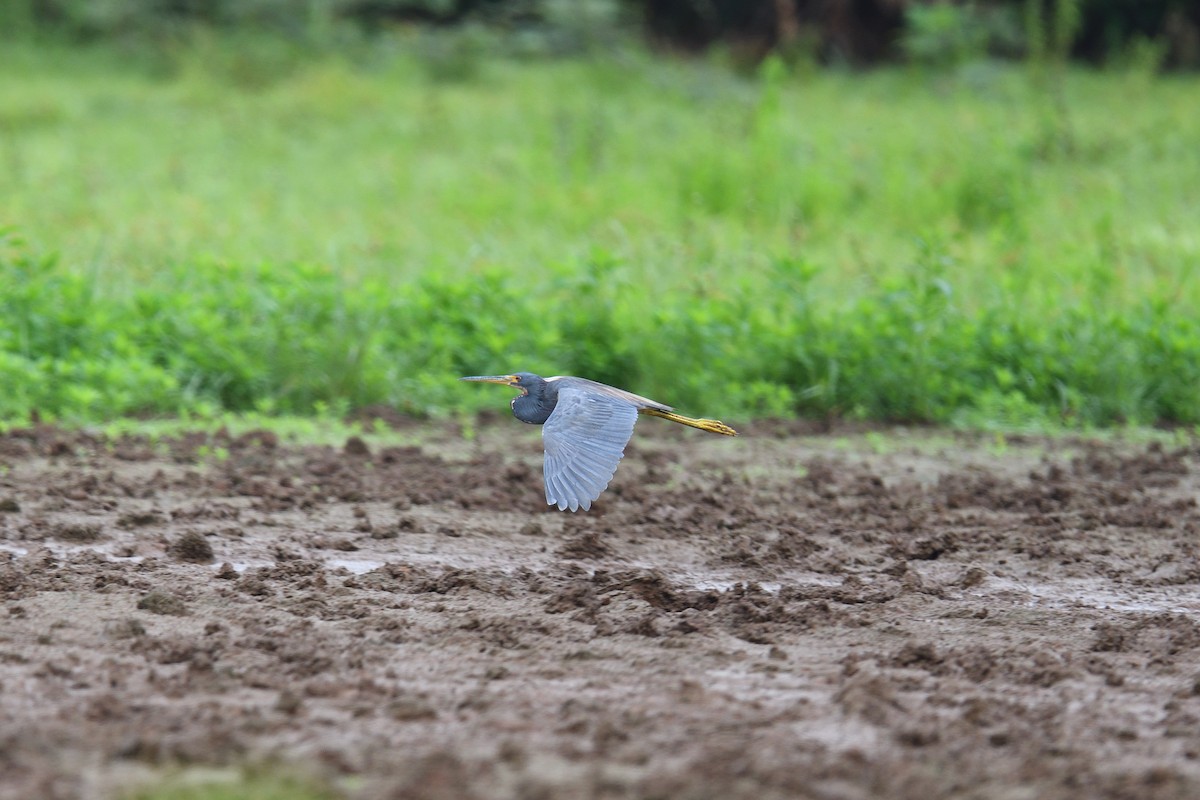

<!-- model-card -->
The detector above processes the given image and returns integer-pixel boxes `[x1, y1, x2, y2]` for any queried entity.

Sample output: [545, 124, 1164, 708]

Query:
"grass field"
[2, 38, 1198, 427]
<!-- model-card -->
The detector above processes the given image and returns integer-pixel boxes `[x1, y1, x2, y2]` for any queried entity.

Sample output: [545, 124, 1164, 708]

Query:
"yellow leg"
[641, 408, 738, 436]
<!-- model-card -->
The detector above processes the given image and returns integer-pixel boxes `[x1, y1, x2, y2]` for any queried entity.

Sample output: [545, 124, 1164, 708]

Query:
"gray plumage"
[542, 383, 639, 511]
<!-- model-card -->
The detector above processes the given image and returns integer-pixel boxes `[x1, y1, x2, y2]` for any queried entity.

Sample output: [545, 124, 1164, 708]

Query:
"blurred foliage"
[902, 3, 1026, 66]
[1, 43, 1198, 427]
[2, 215, 1199, 426]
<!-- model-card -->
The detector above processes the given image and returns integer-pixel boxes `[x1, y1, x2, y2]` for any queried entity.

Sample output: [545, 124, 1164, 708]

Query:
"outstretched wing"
[547, 376, 672, 412]
[541, 385, 639, 512]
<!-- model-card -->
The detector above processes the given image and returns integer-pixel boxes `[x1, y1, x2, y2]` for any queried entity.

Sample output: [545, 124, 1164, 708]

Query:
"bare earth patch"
[1, 422, 1199, 799]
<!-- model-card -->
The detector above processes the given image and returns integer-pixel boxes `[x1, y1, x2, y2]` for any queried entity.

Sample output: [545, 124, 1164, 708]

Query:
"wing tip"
[545, 489, 592, 513]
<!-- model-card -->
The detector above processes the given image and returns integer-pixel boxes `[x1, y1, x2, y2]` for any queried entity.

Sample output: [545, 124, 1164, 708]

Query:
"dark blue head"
[459, 372, 558, 425]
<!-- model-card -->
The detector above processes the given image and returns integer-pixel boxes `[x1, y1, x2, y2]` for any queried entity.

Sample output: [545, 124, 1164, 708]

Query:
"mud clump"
[892, 531, 958, 561]
[237, 575, 272, 596]
[106, 618, 147, 639]
[169, 531, 214, 563]
[232, 429, 279, 450]
[956, 566, 988, 588]
[117, 511, 164, 528]
[53, 522, 103, 542]
[556, 531, 612, 560]
[136, 591, 187, 616]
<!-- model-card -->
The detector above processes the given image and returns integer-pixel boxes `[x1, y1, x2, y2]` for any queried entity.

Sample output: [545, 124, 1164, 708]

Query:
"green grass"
[123, 766, 338, 800]
[2, 38, 1199, 427]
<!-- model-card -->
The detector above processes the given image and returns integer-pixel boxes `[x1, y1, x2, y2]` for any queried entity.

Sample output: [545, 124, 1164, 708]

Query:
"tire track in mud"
[1, 423, 1199, 799]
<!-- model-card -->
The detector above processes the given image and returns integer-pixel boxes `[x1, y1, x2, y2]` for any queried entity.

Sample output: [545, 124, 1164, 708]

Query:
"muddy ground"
[1, 419, 1199, 800]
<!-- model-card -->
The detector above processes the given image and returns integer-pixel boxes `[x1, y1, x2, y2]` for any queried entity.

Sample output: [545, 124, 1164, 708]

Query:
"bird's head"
[460, 372, 544, 396]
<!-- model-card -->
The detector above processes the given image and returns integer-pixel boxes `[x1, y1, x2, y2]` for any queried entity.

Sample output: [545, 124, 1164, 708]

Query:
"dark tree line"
[638, 1, 1198, 67]
[4, 0, 1198, 68]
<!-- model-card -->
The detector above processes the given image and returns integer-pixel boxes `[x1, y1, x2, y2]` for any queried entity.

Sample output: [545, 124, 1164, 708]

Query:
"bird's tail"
[642, 408, 738, 436]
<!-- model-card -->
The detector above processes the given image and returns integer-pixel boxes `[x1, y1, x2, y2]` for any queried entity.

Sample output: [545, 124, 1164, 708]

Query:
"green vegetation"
[2, 39, 1198, 428]
[124, 766, 337, 800]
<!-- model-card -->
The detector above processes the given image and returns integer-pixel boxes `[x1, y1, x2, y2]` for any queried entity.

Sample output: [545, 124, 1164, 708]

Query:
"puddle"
[44, 542, 145, 563]
[693, 579, 783, 593]
[2, 544, 383, 577]
[979, 576, 1200, 616]
[0, 541, 144, 564]
[325, 558, 386, 575]
[223, 558, 391, 575]
[222, 561, 271, 574]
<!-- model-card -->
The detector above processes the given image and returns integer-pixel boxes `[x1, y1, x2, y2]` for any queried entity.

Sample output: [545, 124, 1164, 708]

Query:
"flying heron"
[461, 373, 737, 512]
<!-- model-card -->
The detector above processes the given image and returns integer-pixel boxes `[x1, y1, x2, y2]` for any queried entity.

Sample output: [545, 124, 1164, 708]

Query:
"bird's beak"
[460, 375, 519, 387]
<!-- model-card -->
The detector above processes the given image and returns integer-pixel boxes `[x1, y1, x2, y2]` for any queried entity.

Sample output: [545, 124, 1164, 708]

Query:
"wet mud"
[1, 421, 1199, 799]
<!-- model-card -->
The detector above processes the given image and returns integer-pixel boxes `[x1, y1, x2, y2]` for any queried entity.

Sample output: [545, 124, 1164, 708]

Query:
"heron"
[461, 373, 737, 512]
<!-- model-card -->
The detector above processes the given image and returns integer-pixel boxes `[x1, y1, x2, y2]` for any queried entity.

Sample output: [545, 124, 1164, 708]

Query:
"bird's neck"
[512, 381, 556, 425]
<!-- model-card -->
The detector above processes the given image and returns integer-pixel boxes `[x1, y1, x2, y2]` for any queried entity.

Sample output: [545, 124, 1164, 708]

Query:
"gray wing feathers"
[548, 376, 672, 412]
[542, 387, 639, 511]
